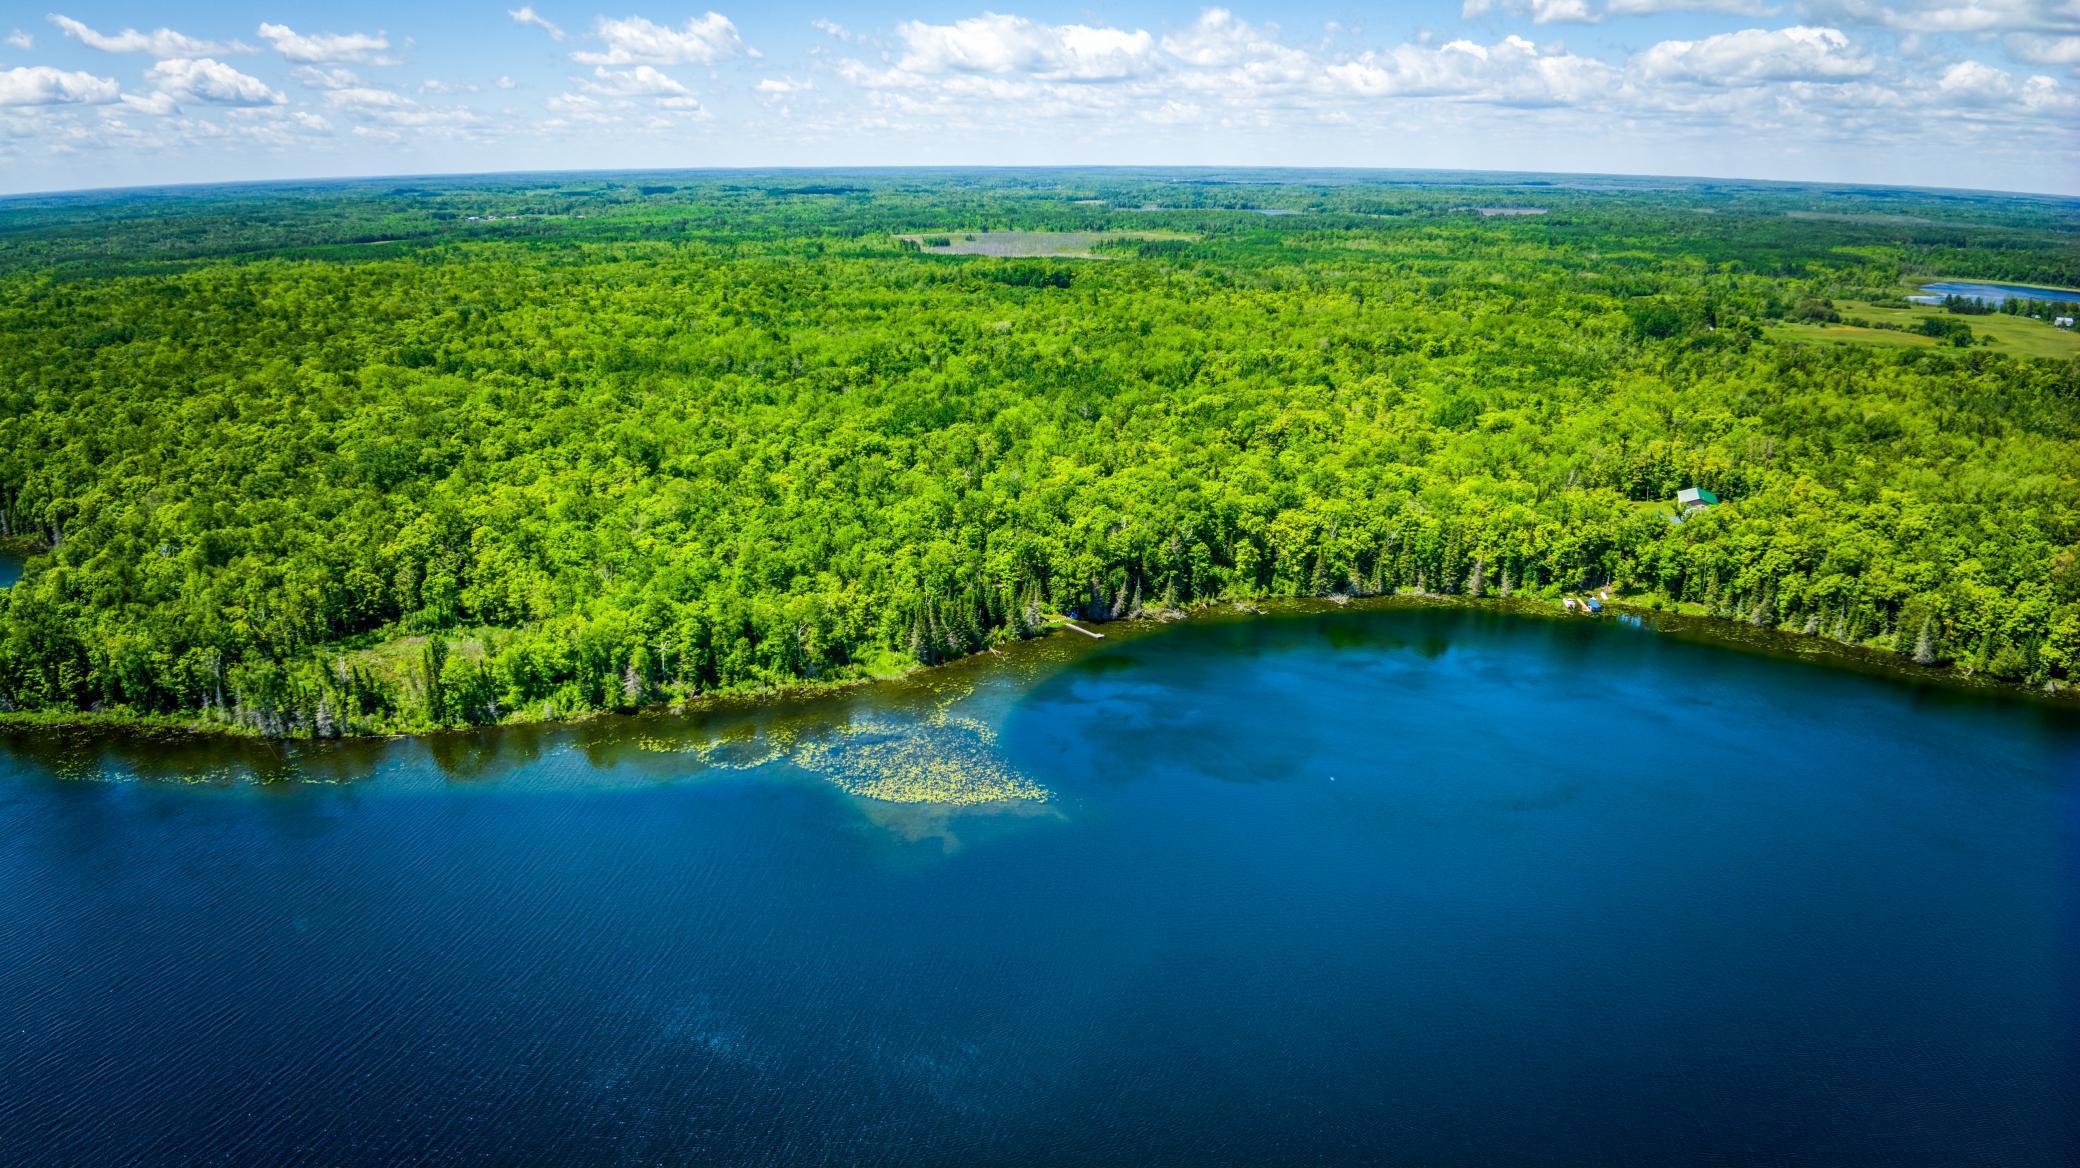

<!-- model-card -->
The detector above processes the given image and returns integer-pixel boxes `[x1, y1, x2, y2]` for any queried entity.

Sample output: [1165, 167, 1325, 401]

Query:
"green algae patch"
[637, 708, 1049, 807]
[791, 714, 1047, 806]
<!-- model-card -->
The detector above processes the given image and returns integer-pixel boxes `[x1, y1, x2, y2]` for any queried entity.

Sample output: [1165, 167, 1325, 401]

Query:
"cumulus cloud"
[1934, 54, 2074, 107]
[1608, 0, 1780, 13]
[0, 63, 119, 106]
[1461, 0, 1603, 23]
[805, 2, 2074, 173]
[7, 29, 34, 50]
[7, 1, 2070, 196]
[510, 6, 565, 41]
[291, 65, 361, 90]
[892, 13, 1158, 80]
[842, 9, 1621, 112]
[148, 58, 285, 105]
[1799, 0, 2079, 34]
[48, 14, 243, 57]
[322, 86, 417, 112]
[1635, 25, 1875, 83]
[572, 13, 753, 65]
[322, 83, 487, 129]
[120, 90, 179, 115]
[2004, 31, 2080, 67]
[1159, 8, 1308, 71]
[256, 23, 395, 65]
[581, 64, 694, 96]
[1328, 35, 1620, 104]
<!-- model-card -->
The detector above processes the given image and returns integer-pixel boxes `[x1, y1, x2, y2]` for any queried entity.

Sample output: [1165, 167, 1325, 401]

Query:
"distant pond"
[0, 550, 23, 589]
[2, 605, 2075, 1166]
[1909, 280, 2079, 305]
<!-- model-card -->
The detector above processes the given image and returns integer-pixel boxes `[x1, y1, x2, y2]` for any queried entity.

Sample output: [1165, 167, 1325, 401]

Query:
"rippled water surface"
[2, 607, 2075, 1166]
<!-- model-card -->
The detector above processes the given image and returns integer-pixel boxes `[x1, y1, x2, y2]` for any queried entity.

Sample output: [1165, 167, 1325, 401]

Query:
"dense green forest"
[1, 169, 2076, 736]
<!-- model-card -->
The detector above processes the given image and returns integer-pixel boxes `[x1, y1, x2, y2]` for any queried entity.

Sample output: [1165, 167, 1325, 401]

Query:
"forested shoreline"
[2, 170, 2075, 737]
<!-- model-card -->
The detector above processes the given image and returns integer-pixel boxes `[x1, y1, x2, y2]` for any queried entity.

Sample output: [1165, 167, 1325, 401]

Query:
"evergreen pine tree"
[1913, 618, 1938, 666]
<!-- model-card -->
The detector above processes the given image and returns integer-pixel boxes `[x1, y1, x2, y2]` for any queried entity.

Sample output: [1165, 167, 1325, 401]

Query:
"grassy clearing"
[1765, 321, 1941, 349]
[1771, 297, 2080, 359]
[1854, 298, 2080, 359]
[896, 230, 1193, 258]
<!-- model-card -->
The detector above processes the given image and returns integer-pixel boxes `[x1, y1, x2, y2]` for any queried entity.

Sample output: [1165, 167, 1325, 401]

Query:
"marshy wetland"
[4, 604, 2075, 1165]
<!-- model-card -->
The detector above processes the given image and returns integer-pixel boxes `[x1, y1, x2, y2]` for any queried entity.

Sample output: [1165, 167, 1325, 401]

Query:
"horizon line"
[6, 163, 2078, 205]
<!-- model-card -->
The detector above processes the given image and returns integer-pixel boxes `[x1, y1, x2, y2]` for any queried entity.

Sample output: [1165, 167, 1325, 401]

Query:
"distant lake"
[1909, 280, 2078, 305]
[2, 606, 2074, 1166]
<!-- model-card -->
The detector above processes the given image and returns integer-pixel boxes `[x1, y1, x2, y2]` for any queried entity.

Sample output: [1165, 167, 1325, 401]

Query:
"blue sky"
[3, 2, 2076, 195]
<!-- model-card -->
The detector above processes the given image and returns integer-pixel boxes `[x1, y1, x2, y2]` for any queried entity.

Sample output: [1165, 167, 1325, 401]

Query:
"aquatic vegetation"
[791, 714, 1047, 806]
[636, 724, 794, 773]
[636, 706, 1047, 806]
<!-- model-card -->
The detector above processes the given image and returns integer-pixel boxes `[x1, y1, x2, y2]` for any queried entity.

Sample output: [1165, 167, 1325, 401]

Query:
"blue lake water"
[1908, 280, 2079, 305]
[2, 606, 2075, 1166]
[0, 552, 22, 589]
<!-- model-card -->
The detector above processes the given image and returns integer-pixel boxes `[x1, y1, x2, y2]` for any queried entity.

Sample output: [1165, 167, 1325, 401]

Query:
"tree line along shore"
[1, 171, 2074, 738]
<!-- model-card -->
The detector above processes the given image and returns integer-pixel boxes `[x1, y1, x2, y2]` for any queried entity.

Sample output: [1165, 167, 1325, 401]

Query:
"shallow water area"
[2, 606, 2075, 1166]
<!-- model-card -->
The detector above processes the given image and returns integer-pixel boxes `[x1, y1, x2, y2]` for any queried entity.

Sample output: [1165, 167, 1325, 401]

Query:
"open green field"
[1764, 321, 1942, 350]
[895, 229, 1192, 258]
[1769, 297, 2080, 359]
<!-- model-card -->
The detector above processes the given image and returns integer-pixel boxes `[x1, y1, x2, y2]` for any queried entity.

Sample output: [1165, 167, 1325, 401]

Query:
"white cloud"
[1933, 54, 2075, 107]
[7, 29, 33, 50]
[6, 0, 2071, 197]
[1159, 8, 1308, 71]
[323, 86, 417, 112]
[0, 64, 118, 105]
[1329, 35, 1621, 104]
[256, 23, 395, 65]
[120, 90, 179, 115]
[1608, 0, 1780, 14]
[1635, 25, 1875, 83]
[1463, 0, 1788, 20]
[573, 14, 753, 66]
[893, 13, 1159, 80]
[1799, 0, 2080, 34]
[321, 83, 488, 130]
[292, 66, 361, 90]
[581, 64, 693, 96]
[2004, 31, 2080, 67]
[47, 14, 242, 57]
[1461, 0, 1604, 23]
[149, 58, 285, 105]
[509, 7, 566, 41]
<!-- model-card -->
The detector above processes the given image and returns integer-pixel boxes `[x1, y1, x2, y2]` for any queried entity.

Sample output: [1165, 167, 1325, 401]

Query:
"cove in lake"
[1909, 280, 2079, 305]
[2, 606, 2075, 1166]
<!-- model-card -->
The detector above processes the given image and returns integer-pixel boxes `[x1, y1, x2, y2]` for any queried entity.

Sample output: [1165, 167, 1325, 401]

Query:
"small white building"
[2055, 316, 2075, 329]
